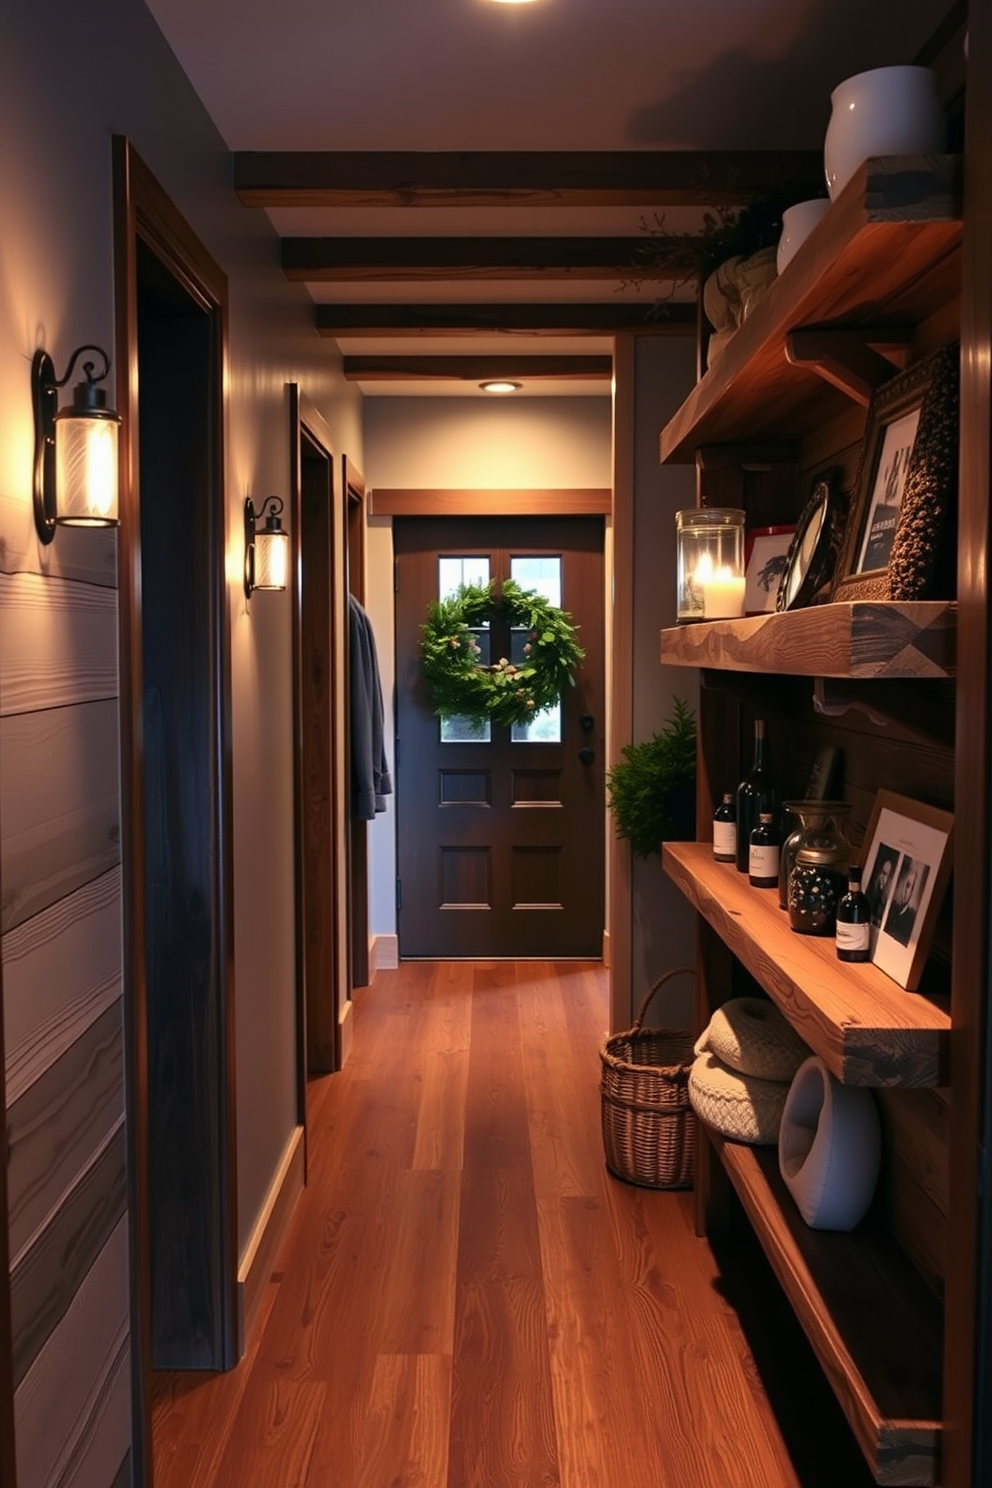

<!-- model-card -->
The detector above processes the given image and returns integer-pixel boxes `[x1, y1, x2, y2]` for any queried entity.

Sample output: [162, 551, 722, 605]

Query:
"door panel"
[395, 517, 604, 958]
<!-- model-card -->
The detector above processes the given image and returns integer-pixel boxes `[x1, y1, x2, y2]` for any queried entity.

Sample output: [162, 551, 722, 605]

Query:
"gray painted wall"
[1, 3, 361, 1481]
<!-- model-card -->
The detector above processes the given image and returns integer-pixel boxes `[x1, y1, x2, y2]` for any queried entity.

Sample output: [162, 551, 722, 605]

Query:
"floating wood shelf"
[659, 155, 962, 463]
[660, 601, 956, 680]
[663, 843, 949, 1086]
[711, 1133, 943, 1486]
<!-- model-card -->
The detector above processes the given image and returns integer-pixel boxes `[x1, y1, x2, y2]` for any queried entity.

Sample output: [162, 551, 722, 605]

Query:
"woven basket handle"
[630, 967, 694, 1033]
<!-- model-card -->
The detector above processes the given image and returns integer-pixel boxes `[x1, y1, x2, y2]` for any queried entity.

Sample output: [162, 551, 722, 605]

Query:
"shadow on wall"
[624, 0, 944, 149]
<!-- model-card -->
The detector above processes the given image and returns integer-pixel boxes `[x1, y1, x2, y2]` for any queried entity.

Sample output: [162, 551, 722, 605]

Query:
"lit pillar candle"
[702, 565, 746, 619]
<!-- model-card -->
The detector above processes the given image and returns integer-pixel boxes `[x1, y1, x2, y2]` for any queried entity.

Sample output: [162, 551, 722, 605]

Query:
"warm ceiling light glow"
[480, 380, 522, 393]
[488, 1, 539, 5]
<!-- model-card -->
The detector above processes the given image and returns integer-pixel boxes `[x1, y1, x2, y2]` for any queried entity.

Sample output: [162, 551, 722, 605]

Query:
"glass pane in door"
[509, 555, 563, 743]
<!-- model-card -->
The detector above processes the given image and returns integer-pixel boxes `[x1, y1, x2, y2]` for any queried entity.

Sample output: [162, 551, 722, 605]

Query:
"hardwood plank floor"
[151, 960, 877, 1488]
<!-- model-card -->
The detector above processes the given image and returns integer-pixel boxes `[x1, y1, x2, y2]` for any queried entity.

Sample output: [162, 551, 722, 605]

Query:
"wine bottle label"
[713, 821, 737, 858]
[748, 844, 779, 879]
[836, 922, 870, 952]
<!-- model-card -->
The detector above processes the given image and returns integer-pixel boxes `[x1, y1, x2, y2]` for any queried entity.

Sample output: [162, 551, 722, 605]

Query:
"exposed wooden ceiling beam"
[282, 236, 695, 282]
[316, 303, 696, 336]
[342, 355, 614, 381]
[235, 150, 823, 209]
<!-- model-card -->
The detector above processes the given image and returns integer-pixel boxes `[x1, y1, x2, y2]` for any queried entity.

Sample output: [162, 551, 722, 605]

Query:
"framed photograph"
[744, 525, 795, 614]
[777, 469, 847, 612]
[860, 789, 954, 991]
[832, 343, 959, 603]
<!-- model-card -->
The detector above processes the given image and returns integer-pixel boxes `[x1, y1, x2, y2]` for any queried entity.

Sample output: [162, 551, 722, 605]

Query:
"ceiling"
[144, 0, 953, 397]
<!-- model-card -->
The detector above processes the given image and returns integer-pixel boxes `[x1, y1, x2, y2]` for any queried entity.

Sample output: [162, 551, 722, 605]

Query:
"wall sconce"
[32, 345, 120, 544]
[244, 496, 289, 597]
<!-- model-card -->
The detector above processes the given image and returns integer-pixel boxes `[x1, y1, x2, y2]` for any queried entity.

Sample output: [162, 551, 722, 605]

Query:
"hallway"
[150, 961, 874, 1487]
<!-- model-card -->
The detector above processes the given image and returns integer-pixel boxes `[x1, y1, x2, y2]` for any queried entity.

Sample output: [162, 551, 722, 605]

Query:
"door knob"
[579, 746, 595, 765]
[580, 713, 595, 733]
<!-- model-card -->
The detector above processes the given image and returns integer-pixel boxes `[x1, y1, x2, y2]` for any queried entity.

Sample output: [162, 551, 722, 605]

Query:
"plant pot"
[823, 65, 946, 201]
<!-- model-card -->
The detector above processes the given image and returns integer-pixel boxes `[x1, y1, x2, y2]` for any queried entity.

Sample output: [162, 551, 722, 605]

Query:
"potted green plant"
[606, 698, 697, 858]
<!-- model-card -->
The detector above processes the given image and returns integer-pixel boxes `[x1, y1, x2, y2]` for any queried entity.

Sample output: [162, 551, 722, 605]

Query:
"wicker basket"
[599, 969, 697, 1189]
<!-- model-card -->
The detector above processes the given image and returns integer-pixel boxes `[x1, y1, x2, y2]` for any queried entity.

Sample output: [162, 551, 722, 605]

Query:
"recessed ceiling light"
[488, 1, 539, 5]
[479, 380, 523, 393]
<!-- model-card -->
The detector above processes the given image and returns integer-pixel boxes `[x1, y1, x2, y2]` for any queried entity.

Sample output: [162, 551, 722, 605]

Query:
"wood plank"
[0, 701, 121, 933]
[663, 843, 950, 1086]
[371, 487, 612, 517]
[14, 1217, 129, 1488]
[317, 302, 696, 336]
[10, 1124, 126, 1387]
[283, 235, 692, 281]
[3, 870, 122, 1105]
[0, 491, 118, 586]
[0, 573, 118, 714]
[6, 1005, 124, 1267]
[714, 1136, 943, 1486]
[344, 354, 613, 382]
[660, 602, 957, 680]
[660, 156, 962, 462]
[234, 149, 824, 209]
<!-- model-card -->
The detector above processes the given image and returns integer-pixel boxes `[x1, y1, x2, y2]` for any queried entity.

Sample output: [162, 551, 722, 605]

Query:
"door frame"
[114, 134, 239, 1470]
[289, 388, 351, 1081]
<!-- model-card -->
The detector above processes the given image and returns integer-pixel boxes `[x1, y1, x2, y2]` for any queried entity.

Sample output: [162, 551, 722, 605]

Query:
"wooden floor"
[151, 960, 877, 1488]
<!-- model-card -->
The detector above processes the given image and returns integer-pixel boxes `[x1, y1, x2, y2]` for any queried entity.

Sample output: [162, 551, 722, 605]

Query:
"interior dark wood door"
[395, 516, 604, 958]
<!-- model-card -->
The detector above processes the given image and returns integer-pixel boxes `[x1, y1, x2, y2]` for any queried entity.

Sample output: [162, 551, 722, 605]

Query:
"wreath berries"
[420, 579, 584, 729]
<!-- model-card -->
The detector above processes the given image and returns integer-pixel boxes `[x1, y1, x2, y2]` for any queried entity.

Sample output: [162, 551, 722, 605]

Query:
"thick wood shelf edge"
[713, 1134, 942, 1487]
[663, 843, 949, 1086]
[660, 602, 956, 680]
[659, 154, 962, 463]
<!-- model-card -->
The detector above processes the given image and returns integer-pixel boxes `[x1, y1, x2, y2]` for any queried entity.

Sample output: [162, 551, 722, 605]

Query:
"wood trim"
[943, 10, 992, 1484]
[370, 488, 612, 518]
[317, 303, 696, 337]
[608, 335, 635, 1033]
[0, 770, 18, 1486]
[344, 457, 370, 993]
[282, 236, 692, 281]
[233, 149, 824, 208]
[236, 1126, 304, 1355]
[343, 356, 612, 383]
[113, 134, 239, 1397]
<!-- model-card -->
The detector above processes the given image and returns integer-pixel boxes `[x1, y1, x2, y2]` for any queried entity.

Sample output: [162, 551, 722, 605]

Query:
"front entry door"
[395, 517, 605, 958]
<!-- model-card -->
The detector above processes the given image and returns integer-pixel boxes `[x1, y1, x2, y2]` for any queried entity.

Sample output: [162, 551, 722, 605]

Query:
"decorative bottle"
[787, 802, 851, 936]
[735, 719, 777, 873]
[836, 864, 871, 963]
[712, 792, 737, 863]
[749, 812, 780, 889]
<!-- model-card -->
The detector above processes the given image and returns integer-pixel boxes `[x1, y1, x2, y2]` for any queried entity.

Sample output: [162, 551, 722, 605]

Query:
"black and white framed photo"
[744, 524, 795, 615]
[860, 789, 954, 991]
[832, 343, 959, 603]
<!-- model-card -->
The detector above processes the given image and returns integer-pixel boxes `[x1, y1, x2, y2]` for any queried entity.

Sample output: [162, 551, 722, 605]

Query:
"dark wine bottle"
[749, 811, 780, 888]
[836, 864, 871, 962]
[712, 792, 737, 863]
[735, 719, 777, 873]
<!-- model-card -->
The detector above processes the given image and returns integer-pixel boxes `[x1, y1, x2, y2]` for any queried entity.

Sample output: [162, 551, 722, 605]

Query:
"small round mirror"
[777, 478, 840, 611]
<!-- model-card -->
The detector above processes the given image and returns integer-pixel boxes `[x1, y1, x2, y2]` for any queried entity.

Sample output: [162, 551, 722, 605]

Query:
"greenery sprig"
[420, 579, 584, 729]
[606, 698, 697, 857]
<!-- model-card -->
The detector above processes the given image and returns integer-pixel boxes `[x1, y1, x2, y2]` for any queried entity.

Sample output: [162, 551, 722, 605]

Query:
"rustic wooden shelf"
[663, 842, 949, 1085]
[660, 601, 956, 680]
[711, 1133, 943, 1486]
[659, 155, 962, 463]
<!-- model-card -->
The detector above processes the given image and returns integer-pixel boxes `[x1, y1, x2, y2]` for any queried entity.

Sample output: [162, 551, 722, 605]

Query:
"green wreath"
[420, 579, 584, 728]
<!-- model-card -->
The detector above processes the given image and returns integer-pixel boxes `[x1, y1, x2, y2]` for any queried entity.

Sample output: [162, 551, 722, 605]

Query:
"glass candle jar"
[676, 508, 746, 622]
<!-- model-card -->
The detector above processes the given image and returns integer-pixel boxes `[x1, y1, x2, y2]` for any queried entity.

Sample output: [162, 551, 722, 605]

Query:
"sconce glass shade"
[675, 507, 745, 622]
[254, 520, 290, 590]
[32, 346, 120, 543]
[244, 495, 289, 596]
[54, 393, 119, 525]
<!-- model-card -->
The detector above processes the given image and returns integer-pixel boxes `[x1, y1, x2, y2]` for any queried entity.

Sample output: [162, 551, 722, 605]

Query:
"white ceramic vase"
[778, 1056, 881, 1230]
[776, 199, 831, 274]
[823, 65, 947, 201]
